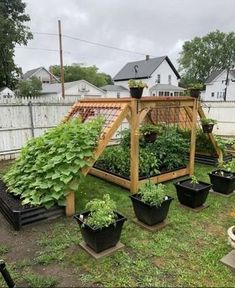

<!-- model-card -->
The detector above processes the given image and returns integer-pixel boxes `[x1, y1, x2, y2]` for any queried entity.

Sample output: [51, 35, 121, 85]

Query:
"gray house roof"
[101, 85, 128, 92]
[149, 84, 185, 92]
[205, 69, 235, 84]
[113, 56, 180, 81]
[22, 67, 60, 82]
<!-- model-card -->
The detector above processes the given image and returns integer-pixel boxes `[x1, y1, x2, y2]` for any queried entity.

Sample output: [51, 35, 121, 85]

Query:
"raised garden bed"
[0, 180, 64, 230]
[190, 153, 232, 166]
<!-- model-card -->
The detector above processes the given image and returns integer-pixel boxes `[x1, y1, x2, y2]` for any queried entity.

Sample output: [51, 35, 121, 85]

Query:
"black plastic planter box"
[129, 194, 173, 226]
[209, 170, 235, 195]
[174, 178, 211, 208]
[74, 211, 127, 253]
[0, 180, 64, 230]
[202, 124, 214, 133]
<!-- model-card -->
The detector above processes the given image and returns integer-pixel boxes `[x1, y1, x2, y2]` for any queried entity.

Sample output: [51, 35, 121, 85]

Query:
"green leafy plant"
[200, 118, 217, 125]
[223, 159, 235, 172]
[3, 117, 104, 208]
[188, 83, 204, 90]
[140, 123, 163, 136]
[83, 194, 117, 229]
[128, 79, 148, 88]
[138, 180, 167, 207]
[190, 175, 199, 186]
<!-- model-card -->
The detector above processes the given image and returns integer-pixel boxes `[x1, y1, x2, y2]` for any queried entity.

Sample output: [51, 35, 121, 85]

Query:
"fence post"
[28, 101, 35, 138]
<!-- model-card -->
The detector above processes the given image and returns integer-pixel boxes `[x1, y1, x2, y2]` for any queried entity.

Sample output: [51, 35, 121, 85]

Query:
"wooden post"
[189, 99, 197, 175]
[130, 100, 139, 193]
[65, 191, 75, 216]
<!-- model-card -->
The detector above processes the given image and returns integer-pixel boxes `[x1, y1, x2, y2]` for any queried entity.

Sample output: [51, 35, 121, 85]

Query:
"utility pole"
[58, 20, 65, 98]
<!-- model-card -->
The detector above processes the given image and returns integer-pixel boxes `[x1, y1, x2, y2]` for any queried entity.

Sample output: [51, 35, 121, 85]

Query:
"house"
[113, 55, 182, 96]
[41, 79, 106, 99]
[22, 67, 60, 84]
[0, 87, 15, 100]
[202, 69, 235, 101]
[100, 84, 129, 98]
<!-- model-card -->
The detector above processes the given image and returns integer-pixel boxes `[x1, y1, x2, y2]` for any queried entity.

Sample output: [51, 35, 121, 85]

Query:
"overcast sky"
[14, 0, 235, 78]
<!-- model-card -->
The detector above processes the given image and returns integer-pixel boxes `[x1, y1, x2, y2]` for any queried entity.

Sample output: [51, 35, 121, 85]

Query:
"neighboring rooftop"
[113, 56, 180, 81]
[149, 84, 185, 91]
[22, 67, 60, 83]
[101, 85, 129, 92]
[205, 69, 235, 84]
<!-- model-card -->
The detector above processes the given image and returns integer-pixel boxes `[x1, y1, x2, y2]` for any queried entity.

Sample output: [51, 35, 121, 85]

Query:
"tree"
[0, 0, 32, 89]
[178, 30, 235, 86]
[51, 64, 113, 87]
[17, 76, 42, 97]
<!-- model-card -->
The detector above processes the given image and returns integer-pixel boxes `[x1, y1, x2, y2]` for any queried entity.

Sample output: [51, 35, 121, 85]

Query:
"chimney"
[146, 55, 150, 61]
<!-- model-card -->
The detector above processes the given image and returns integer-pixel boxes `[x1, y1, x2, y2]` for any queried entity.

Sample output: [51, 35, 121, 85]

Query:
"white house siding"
[114, 59, 179, 96]
[33, 69, 55, 83]
[203, 70, 235, 101]
[0, 88, 15, 100]
[104, 91, 129, 98]
[65, 81, 105, 98]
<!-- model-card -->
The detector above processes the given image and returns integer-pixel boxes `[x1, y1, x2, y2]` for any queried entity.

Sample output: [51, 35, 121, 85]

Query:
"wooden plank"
[89, 167, 130, 189]
[139, 167, 190, 185]
[138, 108, 151, 124]
[130, 100, 139, 193]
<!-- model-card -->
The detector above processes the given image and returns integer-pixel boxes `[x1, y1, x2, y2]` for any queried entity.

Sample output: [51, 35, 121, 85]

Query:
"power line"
[31, 31, 155, 57]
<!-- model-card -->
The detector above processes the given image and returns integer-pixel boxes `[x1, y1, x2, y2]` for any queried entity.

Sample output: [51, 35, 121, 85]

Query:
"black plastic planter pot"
[74, 211, 127, 253]
[0, 180, 64, 230]
[202, 124, 214, 133]
[129, 194, 173, 226]
[129, 87, 143, 99]
[209, 170, 235, 195]
[174, 178, 211, 208]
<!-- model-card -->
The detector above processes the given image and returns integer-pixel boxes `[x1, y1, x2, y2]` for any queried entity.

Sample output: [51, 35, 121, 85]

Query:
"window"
[168, 75, 172, 85]
[217, 92, 220, 99]
[174, 92, 179, 96]
[117, 92, 120, 98]
[159, 91, 164, 96]
[152, 93, 156, 96]
[211, 92, 214, 97]
[164, 91, 169, 96]
[157, 74, 161, 84]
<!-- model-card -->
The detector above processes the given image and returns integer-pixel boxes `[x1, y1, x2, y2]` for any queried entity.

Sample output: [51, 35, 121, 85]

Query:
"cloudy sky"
[14, 0, 235, 78]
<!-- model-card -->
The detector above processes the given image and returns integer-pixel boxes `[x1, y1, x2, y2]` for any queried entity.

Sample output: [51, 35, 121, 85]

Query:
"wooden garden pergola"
[64, 96, 222, 216]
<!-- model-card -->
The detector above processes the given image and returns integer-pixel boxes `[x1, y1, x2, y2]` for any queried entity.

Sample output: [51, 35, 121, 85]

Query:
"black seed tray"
[0, 180, 64, 230]
[188, 153, 233, 166]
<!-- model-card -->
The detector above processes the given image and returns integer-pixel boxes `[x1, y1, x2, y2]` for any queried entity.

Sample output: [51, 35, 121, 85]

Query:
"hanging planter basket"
[144, 132, 157, 143]
[129, 87, 144, 99]
[202, 124, 214, 133]
[190, 89, 200, 98]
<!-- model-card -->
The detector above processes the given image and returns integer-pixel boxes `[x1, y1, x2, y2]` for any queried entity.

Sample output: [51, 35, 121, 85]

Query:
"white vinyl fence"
[201, 101, 235, 136]
[1, 98, 235, 161]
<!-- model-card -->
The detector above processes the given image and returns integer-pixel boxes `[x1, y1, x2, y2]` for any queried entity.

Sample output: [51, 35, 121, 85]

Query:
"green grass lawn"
[0, 162, 235, 287]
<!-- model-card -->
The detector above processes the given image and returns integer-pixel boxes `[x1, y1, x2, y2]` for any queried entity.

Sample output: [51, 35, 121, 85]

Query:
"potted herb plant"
[128, 79, 148, 99]
[140, 123, 163, 143]
[200, 118, 217, 133]
[129, 180, 173, 226]
[74, 194, 127, 253]
[174, 175, 211, 208]
[188, 83, 203, 98]
[209, 160, 235, 195]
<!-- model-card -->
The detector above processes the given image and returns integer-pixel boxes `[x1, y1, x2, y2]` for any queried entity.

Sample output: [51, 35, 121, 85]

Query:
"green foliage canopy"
[3, 117, 104, 208]
[17, 76, 42, 97]
[178, 30, 235, 85]
[0, 0, 32, 89]
[51, 64, 113, 87]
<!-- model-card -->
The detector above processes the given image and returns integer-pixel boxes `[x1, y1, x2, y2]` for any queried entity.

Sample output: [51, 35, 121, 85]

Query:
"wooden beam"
[65, 191, 75, 217]
[130, 100, 139, 193]
[138, 108, 151, 124]
[189, 99, 197, 175]
[198, 104, 223, 162]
